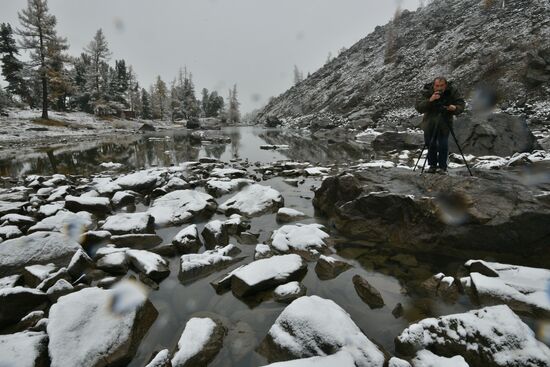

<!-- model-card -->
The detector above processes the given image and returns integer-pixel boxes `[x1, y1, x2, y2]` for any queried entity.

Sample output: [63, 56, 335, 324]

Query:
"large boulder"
[0, 231, 83, 277]
[219, 184, 284, 217]
[171, 317, 226, 367]
[0, 287, 49, 328]
[148, 190, 217, 227]
[259, 295, 385, 366]
[450, 113, 539, 157]
[395, 305, 550, 367]
[313, 169, 550, 257]
[372, 131, 424, 151]
[0, 331, 49, 367]
[47, 285, 158, 367]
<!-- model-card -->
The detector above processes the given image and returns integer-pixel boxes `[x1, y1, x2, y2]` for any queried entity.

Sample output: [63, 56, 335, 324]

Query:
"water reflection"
[0, 126, 370, 177]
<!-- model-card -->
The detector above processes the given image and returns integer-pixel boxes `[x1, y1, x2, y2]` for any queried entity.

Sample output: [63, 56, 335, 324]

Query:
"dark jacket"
[415, 81, 465, 135]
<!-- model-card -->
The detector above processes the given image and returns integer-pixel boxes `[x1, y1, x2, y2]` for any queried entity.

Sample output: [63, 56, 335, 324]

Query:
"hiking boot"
[426, 166, 437, 174]
[436, 168, 448, 175]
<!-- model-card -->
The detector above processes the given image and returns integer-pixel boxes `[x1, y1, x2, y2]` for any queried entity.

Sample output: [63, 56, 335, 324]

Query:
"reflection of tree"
[203, 143, 226, 159]
[227, 127, 241, 159]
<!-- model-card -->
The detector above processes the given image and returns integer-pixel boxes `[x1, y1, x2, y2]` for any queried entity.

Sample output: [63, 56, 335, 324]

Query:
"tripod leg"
[421, 122, 439, 173]
[413, 144, 427, 171]
[449, 127, 473, 176]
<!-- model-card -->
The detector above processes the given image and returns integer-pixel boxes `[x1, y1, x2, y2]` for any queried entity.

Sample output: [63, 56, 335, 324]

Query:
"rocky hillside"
[257, 0, 550, 127]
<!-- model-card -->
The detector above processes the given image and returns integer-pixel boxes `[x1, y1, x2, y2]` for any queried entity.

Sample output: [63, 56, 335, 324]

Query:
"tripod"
[413, 116, 473, 176]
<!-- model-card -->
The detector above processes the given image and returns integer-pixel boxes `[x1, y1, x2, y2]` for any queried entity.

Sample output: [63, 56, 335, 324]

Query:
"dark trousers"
[424, 127, 449, 169]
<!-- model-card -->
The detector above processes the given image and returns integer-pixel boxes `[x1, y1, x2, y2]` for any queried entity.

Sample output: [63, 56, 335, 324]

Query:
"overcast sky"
[1, 0, 419, 113]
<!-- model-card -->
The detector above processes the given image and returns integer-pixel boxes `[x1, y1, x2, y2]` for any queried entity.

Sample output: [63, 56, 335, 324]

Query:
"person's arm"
[415, 95, 431, 114]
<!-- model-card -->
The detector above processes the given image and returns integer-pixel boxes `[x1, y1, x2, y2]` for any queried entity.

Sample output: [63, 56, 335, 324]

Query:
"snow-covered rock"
[210, 167, 247, 178]
[92, 177, 122, 195]
[231, 254, 307, 297]
[276, 207, 308, 223]
[270, 223, 329, 254]
[95, 245, 130, 275]
[0, 213, 35, 227]
[0, 200, 27, 216]
[47, 286, 158, 367]
[171, 224, 202, 254]
[395, 305, 550, 366]
[179, 244, 242, 282]
[146, 349, 171, 367]
[219, 184, 284, 217]
[46, 278, 74, 301]
[148, 189, 217, 227]
[260, 295, 384, 366]
[111, 190, 136, 207]
[412, 350, 469, 367]
[127, 249, 170, 282]
[465, 259, 550, 317]
[254, 243, 273, 260]
[304, 167, 330, 176]
[273, 281, 307, 303]
[205, 178, 254, 197]
[201, 219, 229, 249]
[0, 231, 83, 277]
[0, 331, 49, 367]
[115, 169, 162, 191]
[28, 210, 93, 234]
[171, 317, 226, 367]
[101, 212, 155, 235]
[65, 194, 111, 215]
[100, 162, 123, 170]
[0, 224, 22, 240]
[37, 201, 64, 217]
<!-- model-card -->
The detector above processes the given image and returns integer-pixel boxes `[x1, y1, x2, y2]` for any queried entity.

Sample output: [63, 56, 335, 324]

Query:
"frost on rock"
[274, 281, 307, 303]
[205, 178, 254, 197]
[259, 295, 384, 366]
[171, 317, 226, 367]
[28, 210, 93, 234]
[231, 254, 307, 297]
[0, 225, 22, 240]
[179, 244, 242, 282]
[465, 259, 550, 317]
[219, 184, 284, 217]
[276, 207, 307, 223]
[254, 243, 273, 260]
[146, 349, 171, 367]
[412, 350, 469, 367]
[395, 305, 550, 367]
[65, 195, 111, 214]
[0, 231, 83, 277]
[47, 286, 157, 367]
[209, 167, 247, 178]
[101, 212, 155, 235]
[270, 223, 329, 254]
[0, 331, 48, 367]
[148, 190, 217, 227]
[92, 177, 122, 195]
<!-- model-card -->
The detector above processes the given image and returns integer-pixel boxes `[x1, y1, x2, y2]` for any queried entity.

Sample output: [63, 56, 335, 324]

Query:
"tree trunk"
[41, 75, 48, 119]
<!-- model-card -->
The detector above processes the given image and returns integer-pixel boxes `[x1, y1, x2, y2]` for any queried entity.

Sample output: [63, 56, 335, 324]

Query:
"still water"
[1, 126, 545, 365]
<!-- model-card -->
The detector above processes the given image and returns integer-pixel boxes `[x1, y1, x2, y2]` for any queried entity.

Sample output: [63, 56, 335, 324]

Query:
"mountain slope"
[257, 0, 550, 125]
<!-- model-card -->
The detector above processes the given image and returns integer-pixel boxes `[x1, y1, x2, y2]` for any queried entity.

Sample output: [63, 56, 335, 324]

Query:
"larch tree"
[227, 84, 240, 124]
[84, 28, 111, 111]
[17, 0, 68, 119]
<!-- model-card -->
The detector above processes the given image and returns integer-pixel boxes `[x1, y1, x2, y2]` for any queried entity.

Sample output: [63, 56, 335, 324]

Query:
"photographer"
[415, 77, 465, 174]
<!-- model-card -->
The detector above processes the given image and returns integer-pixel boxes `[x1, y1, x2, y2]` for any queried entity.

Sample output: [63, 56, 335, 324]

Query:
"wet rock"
[148, 190, 217, 227]
[450, 112, 538, 157]
[80, 230, 111, 248]
[392, 303, 404, 319]
[259, 295, 385, 366]
[276, 207, 308, 223]
[352, 274, 385, 309]
[65, 195, 111, 215]
[372, 131, 424, 151]
[231, 254, 307, 298]
[47, 285, 158, 367]
[139, 123, 156, 131]
[27, 210, 94, 234]
[219, 184, 284, 217]
[179, 244, 243, 282]
[0, 331, 49, 367]
[273, 281, 307, 303]
[236, 231, 260, 245]
[127, 249, 170, 282]
[0, 231, 83, 277]
[0, 287, 49, 328]
[312, 168, 550, 255]
[209, 265, 245, 294]
[395, 305, 550, 366]
[110, 233, 163, 249]
[171, 317, 226, 367]
[101, 212, 155, 235]
[201, 219, 229, 249]
[314, 255, 352, 280]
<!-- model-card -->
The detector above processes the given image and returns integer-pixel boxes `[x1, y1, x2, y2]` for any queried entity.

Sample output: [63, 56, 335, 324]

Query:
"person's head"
[433, 77, 447, 93]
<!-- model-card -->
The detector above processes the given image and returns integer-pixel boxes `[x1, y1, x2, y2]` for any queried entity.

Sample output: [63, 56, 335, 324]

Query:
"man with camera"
[415, 77, 465, 174]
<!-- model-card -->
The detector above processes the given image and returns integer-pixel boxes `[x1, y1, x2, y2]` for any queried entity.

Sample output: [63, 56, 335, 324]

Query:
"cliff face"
[257, 0, 550, 126]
